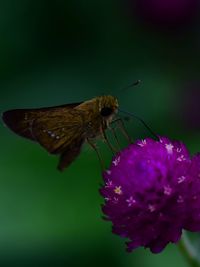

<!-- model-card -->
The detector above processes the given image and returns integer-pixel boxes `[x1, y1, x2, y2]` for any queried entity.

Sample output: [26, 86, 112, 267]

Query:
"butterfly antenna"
[118, 109, 159, 140]
[119, 80, 141, 92]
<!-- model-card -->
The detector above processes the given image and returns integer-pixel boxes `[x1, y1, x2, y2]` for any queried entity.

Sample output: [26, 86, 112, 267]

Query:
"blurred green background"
[1, 0, 200, 266]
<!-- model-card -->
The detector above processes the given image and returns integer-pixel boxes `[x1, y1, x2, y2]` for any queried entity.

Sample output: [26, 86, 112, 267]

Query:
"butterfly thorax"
[75, 95, 118, 138]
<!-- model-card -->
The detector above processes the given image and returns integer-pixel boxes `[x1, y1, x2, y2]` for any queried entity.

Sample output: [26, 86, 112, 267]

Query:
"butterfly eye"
[100, 107, 113, 117]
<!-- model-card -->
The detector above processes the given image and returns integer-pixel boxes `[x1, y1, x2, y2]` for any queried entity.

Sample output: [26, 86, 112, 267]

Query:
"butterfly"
[2, 95, 120, 171]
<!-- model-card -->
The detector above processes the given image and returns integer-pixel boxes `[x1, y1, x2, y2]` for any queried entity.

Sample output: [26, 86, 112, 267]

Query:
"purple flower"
[100, 137, 200, 253]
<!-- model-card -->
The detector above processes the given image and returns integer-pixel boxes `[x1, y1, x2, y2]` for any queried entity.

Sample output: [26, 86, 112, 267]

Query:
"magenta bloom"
[100, 137, 200, 253]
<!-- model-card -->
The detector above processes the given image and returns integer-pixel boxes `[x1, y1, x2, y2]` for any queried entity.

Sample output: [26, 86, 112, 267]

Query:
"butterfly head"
[98, 95, 118, 118]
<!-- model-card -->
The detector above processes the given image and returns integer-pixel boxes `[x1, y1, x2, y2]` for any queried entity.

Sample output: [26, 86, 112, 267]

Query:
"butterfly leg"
[87, 138, 105, 171]
[109, 126, 121, 150]
[101, 128, 118, 154]
[111, 118, 133, 144]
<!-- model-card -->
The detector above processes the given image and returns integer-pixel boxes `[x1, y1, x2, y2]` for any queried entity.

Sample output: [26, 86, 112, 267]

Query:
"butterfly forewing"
[2, 103, 82, 141]
[32, 109, 84, 154]
[3, 109, 37, 140]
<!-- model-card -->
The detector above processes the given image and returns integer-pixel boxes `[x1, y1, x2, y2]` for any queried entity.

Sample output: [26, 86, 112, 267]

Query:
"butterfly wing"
[58, 137, 84, 171]
[30, 109, 85, 170]
[2, 102, 82, 141]
[31, 108, 84, 154]
[3, 103, 86, 170]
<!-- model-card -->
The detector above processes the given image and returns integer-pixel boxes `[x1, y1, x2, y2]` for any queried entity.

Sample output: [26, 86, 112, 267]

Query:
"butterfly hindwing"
[58, 138, 84, 171]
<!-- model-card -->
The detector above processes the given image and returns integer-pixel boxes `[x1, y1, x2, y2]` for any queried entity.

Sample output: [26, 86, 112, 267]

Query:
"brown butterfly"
[2, 95, 120, 171]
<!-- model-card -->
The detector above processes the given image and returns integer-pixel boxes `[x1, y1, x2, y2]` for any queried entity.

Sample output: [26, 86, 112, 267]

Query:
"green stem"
[178, 231, 200, 267]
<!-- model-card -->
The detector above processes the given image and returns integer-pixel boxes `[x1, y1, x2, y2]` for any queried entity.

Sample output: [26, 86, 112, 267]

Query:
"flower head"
[100, 137, 200, 253]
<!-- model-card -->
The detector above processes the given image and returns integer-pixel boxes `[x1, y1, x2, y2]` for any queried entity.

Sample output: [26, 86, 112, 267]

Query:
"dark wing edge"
[2, 109, 35, 140]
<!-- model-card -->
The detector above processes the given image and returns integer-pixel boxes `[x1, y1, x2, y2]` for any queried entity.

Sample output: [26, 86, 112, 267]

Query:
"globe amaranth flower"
[100, 137, 200, 253]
